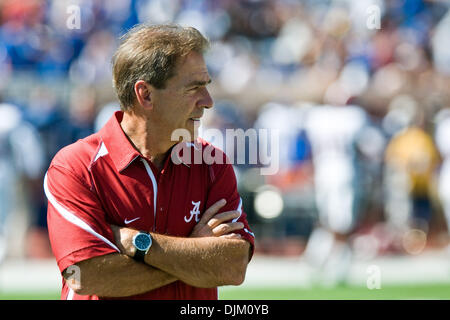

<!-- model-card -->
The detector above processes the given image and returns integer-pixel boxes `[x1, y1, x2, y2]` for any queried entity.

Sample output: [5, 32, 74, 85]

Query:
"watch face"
[134, 233, 151, 251]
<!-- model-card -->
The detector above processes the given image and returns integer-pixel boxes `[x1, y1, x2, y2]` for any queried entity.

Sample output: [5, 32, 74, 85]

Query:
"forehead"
[174, 51, 211, 84]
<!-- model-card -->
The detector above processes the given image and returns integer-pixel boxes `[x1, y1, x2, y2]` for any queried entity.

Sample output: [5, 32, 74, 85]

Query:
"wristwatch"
[132, 231, 152, 262]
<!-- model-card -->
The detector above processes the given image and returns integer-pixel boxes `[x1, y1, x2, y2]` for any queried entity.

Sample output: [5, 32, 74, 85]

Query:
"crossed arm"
[64, 200, 251, 297]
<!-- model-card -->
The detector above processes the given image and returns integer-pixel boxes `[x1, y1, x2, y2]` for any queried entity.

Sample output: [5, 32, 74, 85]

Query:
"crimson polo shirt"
[44, 111, 255, 300]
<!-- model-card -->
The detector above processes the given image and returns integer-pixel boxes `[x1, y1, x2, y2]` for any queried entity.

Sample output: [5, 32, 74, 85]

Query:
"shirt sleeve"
[45, 164, 120, 273]
[206, 159, 255, 260]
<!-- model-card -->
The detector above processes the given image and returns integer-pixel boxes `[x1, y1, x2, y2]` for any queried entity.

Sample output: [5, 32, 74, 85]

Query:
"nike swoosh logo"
[124, 217, 141, 224]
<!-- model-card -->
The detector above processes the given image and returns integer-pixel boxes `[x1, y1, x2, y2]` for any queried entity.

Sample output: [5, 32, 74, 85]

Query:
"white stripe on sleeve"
[232, 198, 243, 223]
[66, 288, 74, 300]
[232, 197, 254, 237]
[44, 172, 120, 252]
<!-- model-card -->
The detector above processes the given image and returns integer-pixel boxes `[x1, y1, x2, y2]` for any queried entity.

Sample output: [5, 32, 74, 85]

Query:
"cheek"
[179, 95, 198, 113]
[157, 93, 182, 114]
[157, 91, 197, 123]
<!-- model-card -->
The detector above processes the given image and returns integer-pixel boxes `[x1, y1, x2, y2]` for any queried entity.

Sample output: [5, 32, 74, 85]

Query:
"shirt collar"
[99, 111, 141, 173]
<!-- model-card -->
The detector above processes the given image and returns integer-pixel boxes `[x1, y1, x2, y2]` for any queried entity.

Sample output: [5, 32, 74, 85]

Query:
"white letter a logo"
[184, 201, 201, 223]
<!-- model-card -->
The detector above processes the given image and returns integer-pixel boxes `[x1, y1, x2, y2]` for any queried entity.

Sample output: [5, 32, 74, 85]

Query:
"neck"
[120, 110, 174, 170]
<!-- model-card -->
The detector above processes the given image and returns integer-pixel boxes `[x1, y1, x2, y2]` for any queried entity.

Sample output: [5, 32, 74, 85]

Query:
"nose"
[198, 87, 214, 109]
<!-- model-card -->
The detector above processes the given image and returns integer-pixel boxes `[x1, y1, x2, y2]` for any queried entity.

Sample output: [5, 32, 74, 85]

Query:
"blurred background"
[1, 0, 450, 299]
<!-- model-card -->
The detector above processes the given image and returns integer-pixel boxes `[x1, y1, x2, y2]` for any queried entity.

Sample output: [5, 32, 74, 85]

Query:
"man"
[44, 24, 254, 300]
[384, 125, 441, 232]
[302, 104, 369, 285]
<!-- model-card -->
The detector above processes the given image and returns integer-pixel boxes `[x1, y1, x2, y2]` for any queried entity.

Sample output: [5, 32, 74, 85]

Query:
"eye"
[188, 86, 200, 92]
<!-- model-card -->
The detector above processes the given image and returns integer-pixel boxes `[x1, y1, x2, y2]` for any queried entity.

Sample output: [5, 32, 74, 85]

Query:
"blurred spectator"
[22, 84, 97, 258]
[0, 101, 45, 261]
[383, 99, 441, 250]
[301, 104, 371, 285]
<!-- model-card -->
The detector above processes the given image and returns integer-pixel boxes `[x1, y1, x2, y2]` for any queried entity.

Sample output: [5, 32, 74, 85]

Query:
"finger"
[207, 210, 241, 229]
[199, 199, 227, 224]
[220, 233, 242, 239]
[212, 222, 244, 237]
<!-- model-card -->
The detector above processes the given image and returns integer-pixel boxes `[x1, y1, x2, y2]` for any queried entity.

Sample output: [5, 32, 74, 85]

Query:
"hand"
[111, 225, 139, 257]
[190, 199, 244, 239]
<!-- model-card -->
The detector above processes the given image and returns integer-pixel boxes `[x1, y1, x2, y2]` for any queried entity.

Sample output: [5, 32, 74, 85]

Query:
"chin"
[171, 125, 197, 143]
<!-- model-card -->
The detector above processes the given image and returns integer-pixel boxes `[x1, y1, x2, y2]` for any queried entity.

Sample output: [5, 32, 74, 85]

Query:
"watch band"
[134, 247, 146, 262]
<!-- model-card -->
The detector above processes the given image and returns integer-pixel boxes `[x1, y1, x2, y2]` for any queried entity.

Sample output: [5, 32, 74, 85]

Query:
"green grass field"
[1, 284, 450, 300]
[219, 284, 450, 300]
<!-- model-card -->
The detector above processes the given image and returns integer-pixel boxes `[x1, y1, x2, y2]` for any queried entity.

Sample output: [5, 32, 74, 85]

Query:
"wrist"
[125, 229, 139, 257]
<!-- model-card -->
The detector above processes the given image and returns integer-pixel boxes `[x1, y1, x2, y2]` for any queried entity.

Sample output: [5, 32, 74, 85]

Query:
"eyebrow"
[186, 79, 212, 88]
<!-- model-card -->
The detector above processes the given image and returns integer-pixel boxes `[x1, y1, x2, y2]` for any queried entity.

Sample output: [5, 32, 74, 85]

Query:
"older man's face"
[151, 51, 213, 141]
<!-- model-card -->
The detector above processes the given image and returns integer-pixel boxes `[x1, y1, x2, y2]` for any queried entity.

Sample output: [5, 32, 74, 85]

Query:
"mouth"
[189, 117, 202, 122]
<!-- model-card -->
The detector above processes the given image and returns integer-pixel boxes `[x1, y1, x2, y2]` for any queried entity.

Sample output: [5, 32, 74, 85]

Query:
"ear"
[134, 80, 154, 110]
